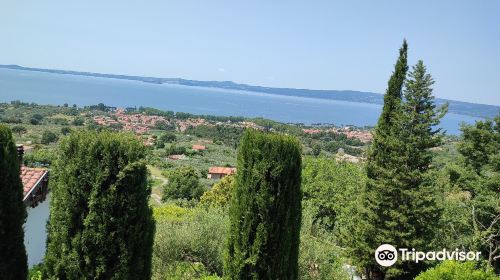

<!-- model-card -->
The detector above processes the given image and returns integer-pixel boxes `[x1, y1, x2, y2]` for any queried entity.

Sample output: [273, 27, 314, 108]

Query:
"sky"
[1, 0, 499, 105]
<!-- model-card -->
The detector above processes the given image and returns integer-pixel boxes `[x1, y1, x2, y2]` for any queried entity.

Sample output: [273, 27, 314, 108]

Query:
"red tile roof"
[192, 145, 206, 150]
[20, 166, 48, 198]
[208, 167, 236, 175]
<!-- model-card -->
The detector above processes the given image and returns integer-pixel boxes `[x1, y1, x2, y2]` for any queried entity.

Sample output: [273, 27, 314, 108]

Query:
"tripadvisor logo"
[374, 244, 481, 267]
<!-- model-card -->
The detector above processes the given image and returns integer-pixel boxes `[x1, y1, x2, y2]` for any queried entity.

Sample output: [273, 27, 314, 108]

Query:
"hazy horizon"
[1, 1, 499, 105]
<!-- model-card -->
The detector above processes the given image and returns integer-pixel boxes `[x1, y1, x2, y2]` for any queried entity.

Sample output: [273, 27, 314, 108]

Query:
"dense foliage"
[352, 42, 448, 279]
[0, 125, 28, 280]
[152, 205, 227, 279]
[199, 175, 235, 209]
[162, 166, 206, 201]
[44, 130, 155, 280]
[225, 130, 302, 279]
[415, 261, 498, 280]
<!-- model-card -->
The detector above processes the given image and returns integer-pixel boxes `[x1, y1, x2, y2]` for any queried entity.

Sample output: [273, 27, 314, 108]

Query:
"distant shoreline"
[1, 64, 498, 119]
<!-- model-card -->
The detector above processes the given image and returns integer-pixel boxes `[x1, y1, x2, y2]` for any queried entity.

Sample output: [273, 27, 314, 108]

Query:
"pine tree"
[396, 60, 447, 277]
[225, 130, 302, 279]
[44, 130, 155, 280]
[0, 125, 28, 280]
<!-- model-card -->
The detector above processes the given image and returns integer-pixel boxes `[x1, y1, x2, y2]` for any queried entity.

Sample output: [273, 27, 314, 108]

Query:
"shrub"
[415, 261, 498, 280]
[152, 206, 228, 279]
[162, 166, 206, 201]
[40, 130, 58, 144]
[199, 176, 235, 209]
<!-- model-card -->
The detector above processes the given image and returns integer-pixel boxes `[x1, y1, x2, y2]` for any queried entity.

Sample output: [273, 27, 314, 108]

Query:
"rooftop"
[20, 166, 49, 198]
[208, 167, 236, 175]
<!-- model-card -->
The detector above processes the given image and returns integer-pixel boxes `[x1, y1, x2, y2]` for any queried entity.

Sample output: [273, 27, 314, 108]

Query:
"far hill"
[1, 64, 498, 119]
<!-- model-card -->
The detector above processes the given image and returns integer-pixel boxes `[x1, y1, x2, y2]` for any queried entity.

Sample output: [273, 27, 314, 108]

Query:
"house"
[17, 145, 49, 208]
[207, 167, 236, 179]
[192, 145, 206, 151]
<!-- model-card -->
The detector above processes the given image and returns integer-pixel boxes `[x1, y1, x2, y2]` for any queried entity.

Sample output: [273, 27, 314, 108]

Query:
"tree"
[162, 166, 205, 201]
[457, 115, 500, 271]
[351, 40, 410, 279]
[44, 131, 155, 280]
[200, 175, 235, 208]
[392, 60, 447, 275]
[60, 126, 71, 135]
[225, 130, 302, 279]
[72, 117, 85, 126]
[41, 130, 58, 144]
[352, 45, 448, 280]
[11, 125, 27, 137]
[29, 118, 40, 125]
[0, 125, 28, 279]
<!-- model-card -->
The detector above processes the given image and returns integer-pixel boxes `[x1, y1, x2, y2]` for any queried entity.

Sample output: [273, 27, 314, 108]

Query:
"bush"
[415, 261, 498, 280]
[298, 209, 351, 280]
[152, 206, 228, 279]
[199, 176, 235, 209]
[29, 118, 40, 125]
[162, 166, 206, 201]
[72, 117, 84, 126]
[23, 147, 56, 166]
[11, 125, 27, 136]
[41, 130, 58, 144]
[60, 126, 72, 135]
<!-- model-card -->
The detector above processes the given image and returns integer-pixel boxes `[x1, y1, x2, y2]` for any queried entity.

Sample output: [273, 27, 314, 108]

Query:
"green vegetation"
[0, 125, 28, 280]
[162, 166, 206, 201]
[44, 131, 155, 280]
[199, 175, 235, 209]
[2, 42, 499, 280]
[415, 261, 498, 280]
[225, 130, 302, 279]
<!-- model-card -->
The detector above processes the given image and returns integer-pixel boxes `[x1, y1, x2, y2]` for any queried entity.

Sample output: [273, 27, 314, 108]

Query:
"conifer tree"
[354, 40, 409, 279]
[225, 130, 302, 279]
[44, 130, 155, 280]
[0, 125, 28, 280]
[353, 45, 448, 279]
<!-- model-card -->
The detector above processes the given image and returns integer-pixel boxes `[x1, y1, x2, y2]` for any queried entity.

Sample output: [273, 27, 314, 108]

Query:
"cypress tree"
[354, 45, 448, 279]
[355, 40, 409, 279]
[44, 130, 155, 280]
[0, 125, 28, 280]
[225, 130, 302, 279]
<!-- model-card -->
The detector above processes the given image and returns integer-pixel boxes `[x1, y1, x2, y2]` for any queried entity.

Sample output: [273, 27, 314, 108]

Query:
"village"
[7, 102, 373, 210]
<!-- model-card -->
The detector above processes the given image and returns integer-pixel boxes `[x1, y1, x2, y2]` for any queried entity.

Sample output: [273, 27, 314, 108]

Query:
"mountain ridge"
[1, 64, 498, 119]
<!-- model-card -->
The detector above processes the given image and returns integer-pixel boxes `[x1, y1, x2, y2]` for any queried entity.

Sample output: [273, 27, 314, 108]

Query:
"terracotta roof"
[208, 167, 236, 175]
[192, 145, 206, 150]
[20, 166, 48, 198]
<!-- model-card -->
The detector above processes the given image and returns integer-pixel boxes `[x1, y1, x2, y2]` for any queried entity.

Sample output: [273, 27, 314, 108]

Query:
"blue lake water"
[0, 68, 480, 134]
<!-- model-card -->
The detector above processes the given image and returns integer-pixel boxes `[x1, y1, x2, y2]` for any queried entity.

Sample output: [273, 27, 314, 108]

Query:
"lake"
[0, 68, 480, 134]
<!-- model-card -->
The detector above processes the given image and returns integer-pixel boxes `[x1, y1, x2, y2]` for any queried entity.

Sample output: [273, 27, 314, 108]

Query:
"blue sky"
[1, 0, 499, 105]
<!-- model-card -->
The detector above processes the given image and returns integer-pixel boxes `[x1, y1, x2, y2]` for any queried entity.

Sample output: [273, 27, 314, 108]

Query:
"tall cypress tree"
[0, 125, 28, 280]
[225, 130, 302, 279]
[44, 130, 155, 280]
[354, 41, 409, 279]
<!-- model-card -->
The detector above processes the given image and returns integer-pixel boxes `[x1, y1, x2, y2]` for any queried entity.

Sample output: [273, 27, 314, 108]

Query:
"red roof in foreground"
[20, 166, 48, 197]
[208, 167, 236, 175]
